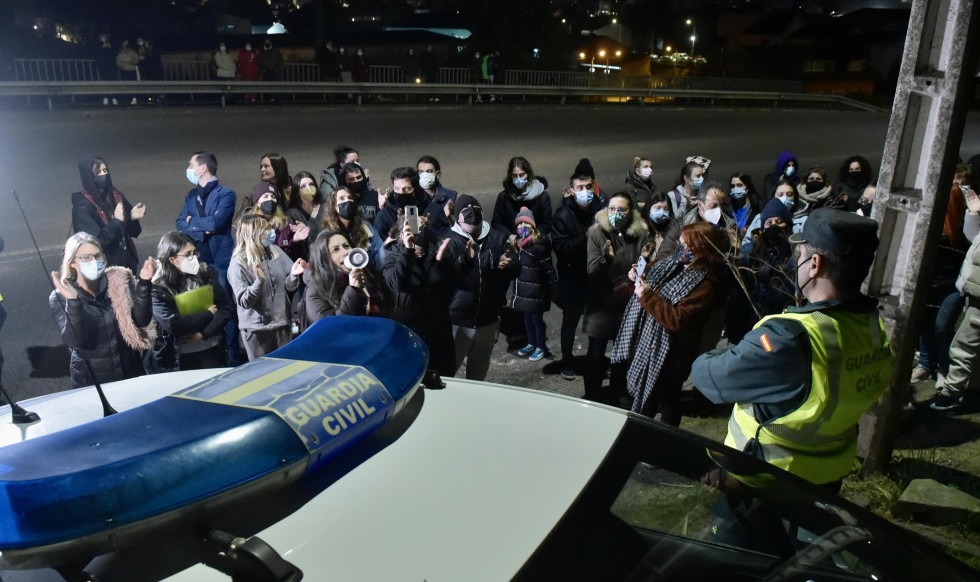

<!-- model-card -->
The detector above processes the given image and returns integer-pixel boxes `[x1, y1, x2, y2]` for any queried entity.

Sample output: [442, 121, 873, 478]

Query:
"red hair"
[681, 222, 726, 269]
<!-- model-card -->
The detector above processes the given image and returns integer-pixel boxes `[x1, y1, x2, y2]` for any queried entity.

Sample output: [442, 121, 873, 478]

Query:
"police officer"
[690, 208, 893, 489]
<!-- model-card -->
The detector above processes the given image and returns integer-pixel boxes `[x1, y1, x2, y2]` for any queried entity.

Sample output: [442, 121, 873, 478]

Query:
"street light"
[686, 18, 696, 57]
[599, 49, 607, 73]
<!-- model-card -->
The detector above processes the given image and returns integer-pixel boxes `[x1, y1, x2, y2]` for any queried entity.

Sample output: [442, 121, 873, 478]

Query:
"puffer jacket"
[512, 232, 558, 314]
[49, 267, 156, 388]
[956, 211, 980, 298]
[445, 221, 520, 328]
[552, 194, 602, 287]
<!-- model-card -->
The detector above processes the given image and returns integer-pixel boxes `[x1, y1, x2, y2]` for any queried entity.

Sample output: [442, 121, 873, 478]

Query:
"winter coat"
[645, 217, 682, 263]
[115, 48, 140, 72]
[214, 50, 237, 79]
[175, 179, 236, 271]
[382, 239, 455, 327]
[227, 245, 299, 332]
[956, 211, 980, 298]
[147, 263, 234, 372]
[492, 177, 553, 236]
[512, 233, 558, 314]
[421, 184, 458, 239]
[445, 221, 520, 328]
[300, 265, 389, 328]
[583, 209, 649, 340]
[552, 194, 602, 288]
[238, 49, 260, 81]
[287, 203, 328, 244]
[72, 155, 142, 273]
[624, 170, 657, 204]
[833, 155, 873, 212]
[374, 188, 431, 239]
[49, 267, 156, 388]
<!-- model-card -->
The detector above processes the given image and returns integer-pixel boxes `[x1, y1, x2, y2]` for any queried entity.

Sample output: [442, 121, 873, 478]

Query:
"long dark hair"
[262, 153, 293, 208]
[307, 229, 348, 309]
[292, 170, 323, 206]
[503, 156, 535, 191]
[322, 187, 370, 250]
[156, 231, 207, 293]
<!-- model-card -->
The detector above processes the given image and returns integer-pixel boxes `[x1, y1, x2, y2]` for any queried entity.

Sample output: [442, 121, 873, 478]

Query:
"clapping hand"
[131, 203, 146, 220]
[290, 258, 308, 277]
[966, 187, 980, 214]
[252, 263, 266, 281]
[139, 257, 156, 281]
[51, 271, 78, 300]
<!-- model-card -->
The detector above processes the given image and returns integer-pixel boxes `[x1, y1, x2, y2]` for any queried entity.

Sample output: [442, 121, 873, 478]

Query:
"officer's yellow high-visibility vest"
[725, 309, 893, 485]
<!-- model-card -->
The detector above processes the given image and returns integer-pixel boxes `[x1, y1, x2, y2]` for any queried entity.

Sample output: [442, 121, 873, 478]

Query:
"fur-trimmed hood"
[594, 207, 648, 238]
[105, 266, 157, 350]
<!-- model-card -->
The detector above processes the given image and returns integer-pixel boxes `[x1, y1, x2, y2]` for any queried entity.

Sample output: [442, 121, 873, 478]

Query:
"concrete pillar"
[859, 0, 980, 475]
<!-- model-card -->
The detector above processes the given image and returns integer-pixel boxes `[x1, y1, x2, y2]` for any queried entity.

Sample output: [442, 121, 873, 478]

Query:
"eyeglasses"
[74, 253, 104, 263]
[607, 206, 629, 213]
[176, 251, 200, 259]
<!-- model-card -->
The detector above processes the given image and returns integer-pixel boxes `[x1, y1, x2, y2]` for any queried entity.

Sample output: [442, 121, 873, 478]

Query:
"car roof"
[164, 378, 628, 581]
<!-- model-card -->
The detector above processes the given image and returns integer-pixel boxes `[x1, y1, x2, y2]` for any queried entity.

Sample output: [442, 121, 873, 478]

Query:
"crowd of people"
[46, 146, 980, 430]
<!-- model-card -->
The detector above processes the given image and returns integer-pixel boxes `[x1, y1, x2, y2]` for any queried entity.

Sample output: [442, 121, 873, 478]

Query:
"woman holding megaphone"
[300, 229, 390, 330]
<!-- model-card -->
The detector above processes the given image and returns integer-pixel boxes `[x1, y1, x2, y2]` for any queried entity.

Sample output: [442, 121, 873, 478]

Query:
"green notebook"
[174, 285, 213, 316]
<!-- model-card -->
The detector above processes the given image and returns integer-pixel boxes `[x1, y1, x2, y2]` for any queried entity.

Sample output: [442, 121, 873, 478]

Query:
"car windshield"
[514, 415, 976, 582]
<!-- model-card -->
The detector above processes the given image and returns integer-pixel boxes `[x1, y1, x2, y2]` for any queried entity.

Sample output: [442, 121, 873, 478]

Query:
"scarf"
[105, 266, 157, 350]
[611, 257, 706, 412]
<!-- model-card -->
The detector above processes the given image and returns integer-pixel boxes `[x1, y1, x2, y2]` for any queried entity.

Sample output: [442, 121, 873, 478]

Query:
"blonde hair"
[633, 156, 651, 170]
[59, 232, 102, 281]
[252, 203, 288, 231]
[233, 215, 271, 268]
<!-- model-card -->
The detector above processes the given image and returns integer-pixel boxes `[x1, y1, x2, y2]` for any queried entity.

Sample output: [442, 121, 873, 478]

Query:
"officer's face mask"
[795, 252, 816, 306]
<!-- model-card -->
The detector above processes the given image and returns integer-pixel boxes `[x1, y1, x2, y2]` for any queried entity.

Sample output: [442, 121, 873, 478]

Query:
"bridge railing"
[14, 59, 102, 82]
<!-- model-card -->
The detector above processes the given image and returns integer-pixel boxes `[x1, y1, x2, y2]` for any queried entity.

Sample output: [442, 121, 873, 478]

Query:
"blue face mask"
[784, 165, 796, 177]
[574, 189, 594, 206]
[730, 187, 746, 199]
[186, 167, 199, 185]
[779, 195, 795, 208]
[692, 176, 704, 189]
[649, 208, 670, 225]
[513, 176, 528, 189]
[260, 229, 276, 247]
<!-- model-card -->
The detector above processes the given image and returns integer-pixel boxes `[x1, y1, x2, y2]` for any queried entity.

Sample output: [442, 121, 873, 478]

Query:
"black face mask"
[337, 201, 355, 220]
[461, 207, 482, 226]
[859, 202, 873, 217]
[397, 193, 415, 207]
[347, 181, 366, 195]
[847, 171, 865, 187]
[94, 174, 110, 191]
[259, 200, 278, 215]
[763, 224, 790, 248]
[805, 180, 824, 194]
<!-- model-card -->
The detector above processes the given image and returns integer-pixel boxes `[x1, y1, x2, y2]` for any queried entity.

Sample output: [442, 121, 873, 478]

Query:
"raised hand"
[252, 263, 266, 281]
[435, 238, 450, 262]
[51, 271, 78, 300]
[290, 258, 308, 277]
[139, 257, 156, 280]
[114, 202, 126, 222]
[131, 203, 146, 220]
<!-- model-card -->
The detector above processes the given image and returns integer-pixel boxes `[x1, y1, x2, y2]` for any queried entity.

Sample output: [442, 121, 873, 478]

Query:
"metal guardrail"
[283, 63, 319, 83]
[439, 68, 470, 84]
[370, 65, 404, 84]
[14, 59, 101, 81]
[504, 69, 803, 93]
[0, 80, 888, 113]
[163, 60, 212, 81]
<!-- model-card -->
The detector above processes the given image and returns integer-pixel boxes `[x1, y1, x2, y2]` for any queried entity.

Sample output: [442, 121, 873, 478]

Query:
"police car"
[0, 318, 976, 581]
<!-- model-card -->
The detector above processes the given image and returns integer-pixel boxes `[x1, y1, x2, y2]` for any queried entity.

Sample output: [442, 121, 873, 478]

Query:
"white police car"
[0, 318, 976, 581]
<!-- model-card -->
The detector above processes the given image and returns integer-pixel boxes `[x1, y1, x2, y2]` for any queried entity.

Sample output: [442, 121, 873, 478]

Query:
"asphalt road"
[1, 102, 978, 402]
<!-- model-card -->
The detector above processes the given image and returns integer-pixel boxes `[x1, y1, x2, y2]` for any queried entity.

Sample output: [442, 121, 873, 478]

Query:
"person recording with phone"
[382, 214, 456, 376]
[49, 232, 157, 388]
[72, 155, 146, 273]
[301, 230, 390, 329]
[374, 167, 430, 242]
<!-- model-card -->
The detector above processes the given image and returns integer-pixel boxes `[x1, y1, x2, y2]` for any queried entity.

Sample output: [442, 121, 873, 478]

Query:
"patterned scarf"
[611, 256, 706, 412]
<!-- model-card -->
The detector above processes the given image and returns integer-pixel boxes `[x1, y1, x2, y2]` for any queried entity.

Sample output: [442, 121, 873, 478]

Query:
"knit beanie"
[573, 158, 596, 180]
[761, 197, 792, 226]
[515, 206, 536, 228]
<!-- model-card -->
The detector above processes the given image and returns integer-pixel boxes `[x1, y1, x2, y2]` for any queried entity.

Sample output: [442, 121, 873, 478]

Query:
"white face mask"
[779, 195, 795, 208]
[418, 172, 437, 190]
[703, 206, 722, 225]
[179, 255, 200, 275]
[638, 167, 653, 179]
[186, 167, 199, 185]
[574, 189, 594, 206]
[78, 259, 105, 281]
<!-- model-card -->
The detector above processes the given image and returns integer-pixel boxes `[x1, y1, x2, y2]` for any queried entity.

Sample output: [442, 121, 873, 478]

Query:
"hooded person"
[491, 156, 553, 236]
[71, 155, 145, 273]
[625, 156, 656, 211]
[445, 194, 521, 380]
[762, 150, 800, 202]
[833, 156, 874, 212]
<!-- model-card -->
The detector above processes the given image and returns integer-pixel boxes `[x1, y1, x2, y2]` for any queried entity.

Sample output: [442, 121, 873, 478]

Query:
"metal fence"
[370, 65, 404, 84]
[14, 59, 101, 81]
[438, 68, 471, 84]
[163, 60, 212, 81]
[282, 63, 320, 83]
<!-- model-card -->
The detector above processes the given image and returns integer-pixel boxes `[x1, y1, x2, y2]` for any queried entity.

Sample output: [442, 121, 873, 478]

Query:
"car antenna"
[12, 189, 117, 417]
